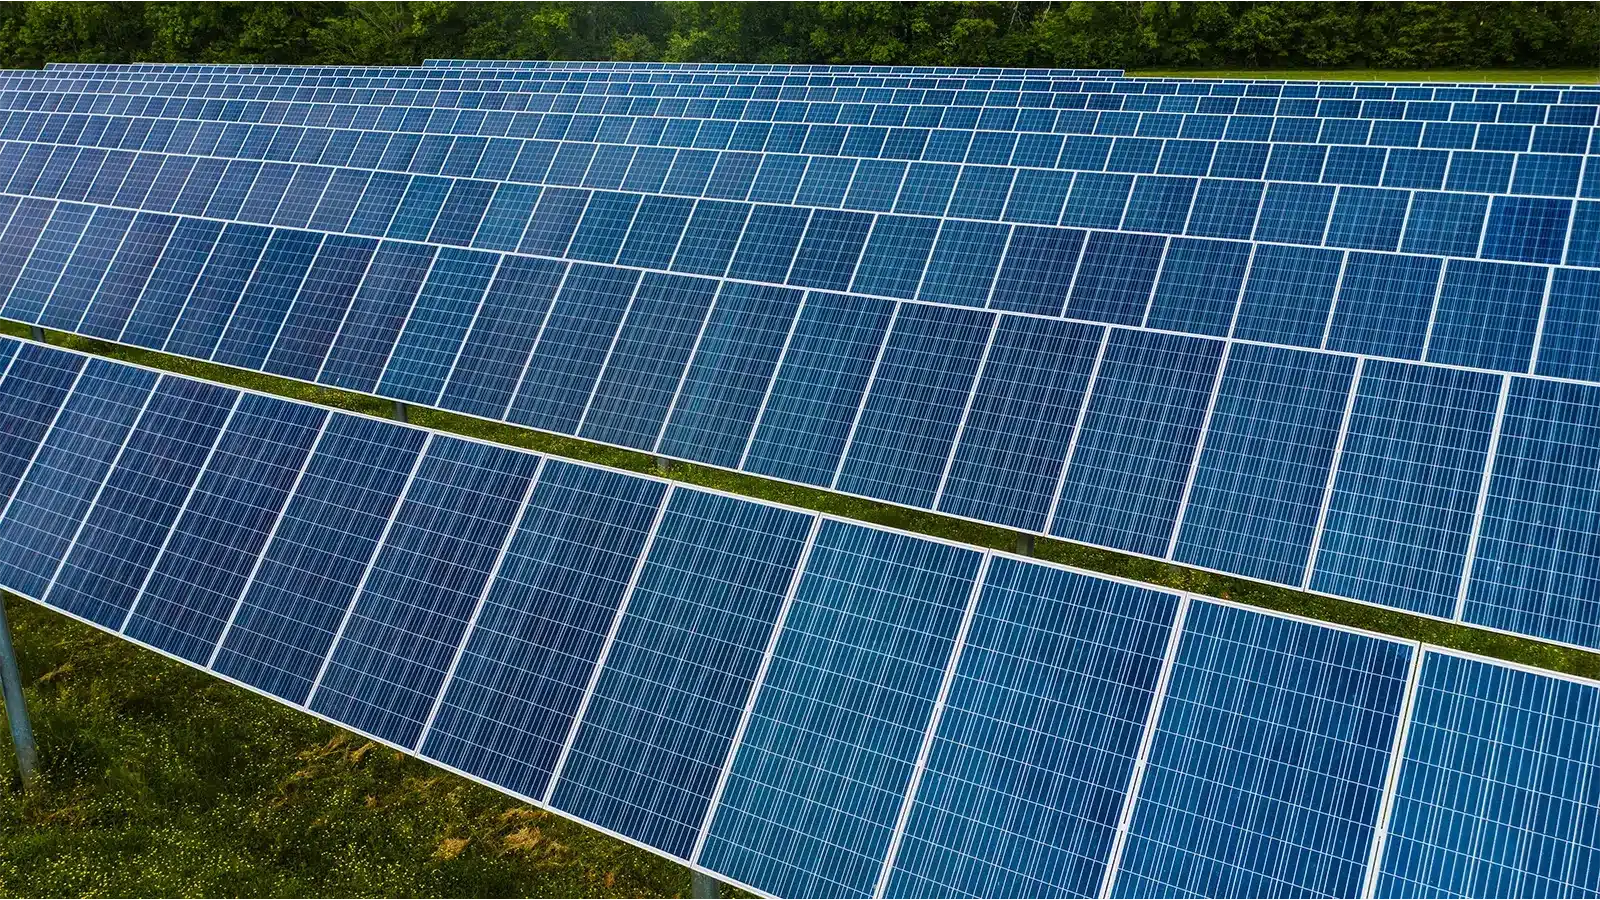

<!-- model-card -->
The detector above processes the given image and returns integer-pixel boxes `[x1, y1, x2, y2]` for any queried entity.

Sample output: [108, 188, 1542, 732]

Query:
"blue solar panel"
[1110, 600, 1412, 898]
[209, 415, 426, 703]
[44, 376, 236, 629]
[1173, 344, 1356, 584]
[1463, 377, 1600, 650]
[699, 519, 981, 897]
[1377, 651, 1600, 898]
[0, 342, 84, 507]
[420, 460, 665, 799]
[1310, 362, 1502, 619]
[1051, 330, 1223, 557]
[551, 489, 811, 858]
[11, 330, 1600, 897]
[307, 435, 541, 748]
[122, 394, 327, 663]
[884, 559, 1180, 898]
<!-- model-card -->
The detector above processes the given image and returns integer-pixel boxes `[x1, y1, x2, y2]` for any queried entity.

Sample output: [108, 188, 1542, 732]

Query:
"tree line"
[0, 2, 1595, 72]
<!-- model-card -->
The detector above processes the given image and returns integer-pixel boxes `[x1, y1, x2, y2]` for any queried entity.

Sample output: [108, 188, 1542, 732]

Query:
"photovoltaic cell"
[0, 342, 85, 508]
[1378, 652, 1600, 899]
[1111, 600, 1411, 899]
[886, 559, 1179, 899]
[421, 460, 665, 799]
[552, 490, 811, 859]
[700, 519, 980, 898]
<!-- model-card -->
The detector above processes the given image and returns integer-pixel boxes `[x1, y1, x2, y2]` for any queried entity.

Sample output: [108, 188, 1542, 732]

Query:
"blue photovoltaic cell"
[162, 223, 273, 361]
[1537, 268, 1600, 384]
[210, 415, 426, 704]
[917, 219, 1008, 307]
[437, 254, 566, 420]
[376, 247, 499, 405]
[1052, 330, 1223, 557]
[0, 342, 85, 508]
[988, 226, 1084, 317]
[123, 395, 328, 664]
[701, 519, 980, 899]
[655, 283, 803, 468]
[1465, 378, 1600, 650]
[76, 213, 179, 340]
[1144, 239, 1250, 337]
[1111, 600, 1411, 899]
[1310, 362, 1501, 618]
[318, 241, 438, 393]
[937, 317, 1102, 532]
[1325, 252, 1442, 361]
[210, 230, 325, 371]
[1175, 344, 1355, 586]
[1064, 232, 1165, 327]
[1231, 244, 1341, 349]
[36, 205, 134, 332]
[310, 436, 540, 749]
[0, 198, 54, 303]
[851, 215, 938, 300]
[886, 559, 1179, 899]
[0, 359, 156, 601]
[506, 264, 639, 433]
[1426, 260, 1547, 374]
[2, 202, 91, 323]
[118, 217, 224, 350]
[552, 490, 811, 860]
[835, 303, 993, 508]
[261, 235, 376, 382]
[579, 273, 717, 450]
[1378, 652, 1600, 899]
[421, 461, 665, 800]
[45, 377, 236, 630]
[743, 291, 895, 487]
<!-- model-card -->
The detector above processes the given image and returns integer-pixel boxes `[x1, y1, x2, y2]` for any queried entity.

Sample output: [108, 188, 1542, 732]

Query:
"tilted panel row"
[11, 69, 1600, 152]
[1, 335, 1597, 898]
[34, 63, 1600, 111]
[1, 128, 1600, 653]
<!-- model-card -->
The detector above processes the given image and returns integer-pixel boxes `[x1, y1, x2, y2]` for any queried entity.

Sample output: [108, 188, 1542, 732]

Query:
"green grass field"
[3, 59, 1599, 891]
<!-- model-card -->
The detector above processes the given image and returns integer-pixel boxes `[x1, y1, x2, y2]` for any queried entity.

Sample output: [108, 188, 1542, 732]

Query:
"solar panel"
[0, 63, 1595, 660]
[8, 332, 1600, 898]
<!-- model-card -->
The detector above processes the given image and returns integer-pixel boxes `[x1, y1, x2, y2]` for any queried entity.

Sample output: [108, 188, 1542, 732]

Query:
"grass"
[4, 238, 1600, 893]
[1133, 67, 1600, 83]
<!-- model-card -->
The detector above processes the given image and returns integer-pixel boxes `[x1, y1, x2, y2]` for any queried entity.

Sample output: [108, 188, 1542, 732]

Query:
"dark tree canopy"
[0, 2, 1593, 72]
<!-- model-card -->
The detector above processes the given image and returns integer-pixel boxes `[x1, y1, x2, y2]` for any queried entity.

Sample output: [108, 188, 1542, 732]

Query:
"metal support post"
[0, 597, 37, 789]
[657, 456, 672, 474]
[28, 325, 44, 342]
[1015, 533, 1035, 556]
[690, 870, 720, 899]
[392, 401, 408, 423]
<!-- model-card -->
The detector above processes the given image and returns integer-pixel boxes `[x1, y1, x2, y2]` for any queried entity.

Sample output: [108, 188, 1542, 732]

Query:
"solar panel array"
[4, 332, 1600, 899]
[0, 62, 1595, 659]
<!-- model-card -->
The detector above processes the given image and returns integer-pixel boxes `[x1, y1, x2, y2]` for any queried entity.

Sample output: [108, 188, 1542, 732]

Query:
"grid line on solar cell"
[412, 454, 547, 749]
[872, 551, 990, 898]
[541, 481, 676, 805]
[1040, 327, 1111, 534]
[1162, 341, 1231, 560]
[1452, 376, 1512, 624]
[1358, 637, 1424, 900]
[301, 430, 435, 710]
[202, 412, 331, 668]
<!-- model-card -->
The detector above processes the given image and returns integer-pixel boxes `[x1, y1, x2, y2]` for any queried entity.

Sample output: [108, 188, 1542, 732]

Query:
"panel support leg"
[391, 401, 407, 423]
[1015, 533, 1035, 556]
[656, 456, 672, 474]
[690, 870, 720, 899]
[0, 597, 37, 789]
[28, 325, 44, 343]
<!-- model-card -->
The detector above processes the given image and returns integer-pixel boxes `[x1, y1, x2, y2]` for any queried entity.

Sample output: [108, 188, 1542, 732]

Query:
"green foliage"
[0, 2, 1591, 71]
